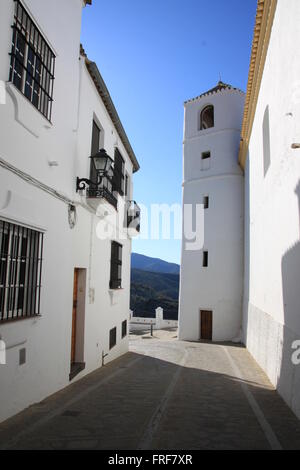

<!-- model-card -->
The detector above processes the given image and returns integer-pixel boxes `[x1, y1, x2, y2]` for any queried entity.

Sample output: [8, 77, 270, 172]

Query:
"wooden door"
[71, 269, 78, 364]
[200, 310, 212, 340]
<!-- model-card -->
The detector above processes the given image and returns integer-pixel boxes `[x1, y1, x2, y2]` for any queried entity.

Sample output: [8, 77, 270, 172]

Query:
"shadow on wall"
[279, 180, 300, 418]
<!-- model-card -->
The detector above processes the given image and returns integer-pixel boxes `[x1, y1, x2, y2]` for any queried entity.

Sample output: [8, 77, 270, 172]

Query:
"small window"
[9, 1, 56, 121]
[202, 151, 211, 160]
[200, 105, 214, 130]
[0, 220, 43, 322]
[110, 241, 122, 289]
[90, 120, 100, 182]
[263, 105, 271, 176]
[125, 173, 130, 198]
[113, 149, 125, 195]
[203, 251, 208, 267]
[122, 320, 127, 338]
[109, 327, 117, 349]
[204, 196, 209, 209]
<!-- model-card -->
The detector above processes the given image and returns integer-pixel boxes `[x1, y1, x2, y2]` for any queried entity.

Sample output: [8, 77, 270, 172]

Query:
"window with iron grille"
[113, 149, 125, 196]
[121, 320, 127, 338]
[9, 0, 56, 122]
[0, 220, 43, 322]
[109, 241, 122, 289]
[109, 327, 117, 349]
[90, 120, 100, 183]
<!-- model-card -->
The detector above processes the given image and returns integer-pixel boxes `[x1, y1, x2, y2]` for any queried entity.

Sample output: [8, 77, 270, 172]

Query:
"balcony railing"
[127, 201, 141, 233]
[87, 185, 118, 209]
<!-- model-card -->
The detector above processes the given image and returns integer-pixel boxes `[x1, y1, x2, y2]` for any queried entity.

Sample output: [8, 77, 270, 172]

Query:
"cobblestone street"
[1, 329, 300, 450]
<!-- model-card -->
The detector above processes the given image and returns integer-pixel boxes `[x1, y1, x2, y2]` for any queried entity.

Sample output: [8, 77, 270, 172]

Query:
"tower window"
[202, 151, 211, 160]
[200, 105, 214, 130]
[203, 251, 208, 267]
[204, 196, 209, 209]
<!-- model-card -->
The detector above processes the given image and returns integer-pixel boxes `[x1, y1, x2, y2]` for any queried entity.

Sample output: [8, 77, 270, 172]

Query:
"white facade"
[179, 85, 245, 341]
[0, 0, 139, 423]
[242, 0, 300, 419]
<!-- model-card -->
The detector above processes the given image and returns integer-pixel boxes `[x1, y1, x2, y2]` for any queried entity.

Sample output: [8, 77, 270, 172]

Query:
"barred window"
[109, 241, 122, 289]
[113, 149, 125, 196]
[0, 220, 43, 322]
[9, 0, 56, 121]
[109, 327, 117, 350]
[122, 320, 127, 338]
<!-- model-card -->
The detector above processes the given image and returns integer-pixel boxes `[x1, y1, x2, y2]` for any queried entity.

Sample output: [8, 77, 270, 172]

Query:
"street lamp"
[76, 148, 114, 192]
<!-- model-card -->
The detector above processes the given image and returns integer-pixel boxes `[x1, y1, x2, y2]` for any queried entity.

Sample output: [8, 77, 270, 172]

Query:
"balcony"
[87, 181, 118, 210]
[76, 149, 118, 211]
[126, 200, 141, 236]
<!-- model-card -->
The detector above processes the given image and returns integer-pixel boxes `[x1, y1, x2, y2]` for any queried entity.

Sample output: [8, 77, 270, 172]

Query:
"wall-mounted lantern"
[76, 148, 114, 193]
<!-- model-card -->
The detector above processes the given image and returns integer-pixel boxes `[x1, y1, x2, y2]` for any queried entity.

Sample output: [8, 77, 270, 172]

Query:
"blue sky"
[81, 0, 257, 264]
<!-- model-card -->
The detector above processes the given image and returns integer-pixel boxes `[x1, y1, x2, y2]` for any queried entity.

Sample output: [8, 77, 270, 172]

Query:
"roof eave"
[82, 56, 140, 173]
[184, 81, 245, 105]
[238, 0, 278, 170]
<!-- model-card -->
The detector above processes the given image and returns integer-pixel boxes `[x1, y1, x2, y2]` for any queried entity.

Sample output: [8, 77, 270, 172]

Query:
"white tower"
[179, 82, 245, 342]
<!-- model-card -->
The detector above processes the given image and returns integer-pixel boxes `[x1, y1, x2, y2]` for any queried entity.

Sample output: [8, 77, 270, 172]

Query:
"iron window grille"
[0, 220, 43, 322]
[109, 241, 122, 289]
[121, 320, 127, 338]
[9, 0, 56, 122]
[113, 148, 125, 196]
[109, 327, 117, 349]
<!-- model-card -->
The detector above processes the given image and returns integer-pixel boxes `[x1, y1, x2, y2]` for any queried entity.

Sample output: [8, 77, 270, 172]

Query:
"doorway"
[200, 310, 213, 340]
[71, 268, 78, 364]
[70, 268, 87, 380]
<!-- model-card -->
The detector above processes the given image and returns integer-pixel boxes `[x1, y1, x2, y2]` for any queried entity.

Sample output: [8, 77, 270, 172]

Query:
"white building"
[0, 0, 140, 423]
[179, 82, 245, 342]
[239, 0, 300, 419]
[179, 0, 300, 419]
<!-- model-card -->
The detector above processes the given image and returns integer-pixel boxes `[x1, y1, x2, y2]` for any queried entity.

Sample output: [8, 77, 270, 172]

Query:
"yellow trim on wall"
[239, 0, 278, 169]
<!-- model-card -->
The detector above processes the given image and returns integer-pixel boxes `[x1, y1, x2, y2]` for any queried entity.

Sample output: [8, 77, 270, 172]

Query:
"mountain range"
[131, 253, 180, 275]
[130, 253, 180, 320]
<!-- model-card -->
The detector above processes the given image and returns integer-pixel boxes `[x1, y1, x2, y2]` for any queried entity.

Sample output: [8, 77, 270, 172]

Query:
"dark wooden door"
[200, 310, 212, 340]
[71, 269, 78, 364]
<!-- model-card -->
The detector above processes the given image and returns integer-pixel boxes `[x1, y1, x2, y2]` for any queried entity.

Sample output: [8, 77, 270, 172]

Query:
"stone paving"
[0, 328, 300, 450]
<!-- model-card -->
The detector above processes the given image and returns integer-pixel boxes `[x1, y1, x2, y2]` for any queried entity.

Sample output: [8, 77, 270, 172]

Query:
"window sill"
[0, 314, 42, 325]
[6, 82, 52, 138]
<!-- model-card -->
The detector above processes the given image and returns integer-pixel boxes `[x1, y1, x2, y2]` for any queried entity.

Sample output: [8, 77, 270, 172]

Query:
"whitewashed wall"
[243, 0, 300, 419]
[179, 89, 244, 341]
[0, 0, 135, 422]
[130, 307, 178, 332]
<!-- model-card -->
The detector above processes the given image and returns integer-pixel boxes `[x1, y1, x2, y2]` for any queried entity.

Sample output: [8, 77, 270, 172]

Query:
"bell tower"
[179, 82, 245, 341]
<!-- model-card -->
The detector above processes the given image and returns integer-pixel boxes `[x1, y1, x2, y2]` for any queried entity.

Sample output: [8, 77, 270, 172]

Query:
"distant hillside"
[130, 268, 179, 320]
[131, 253, 180, 275]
